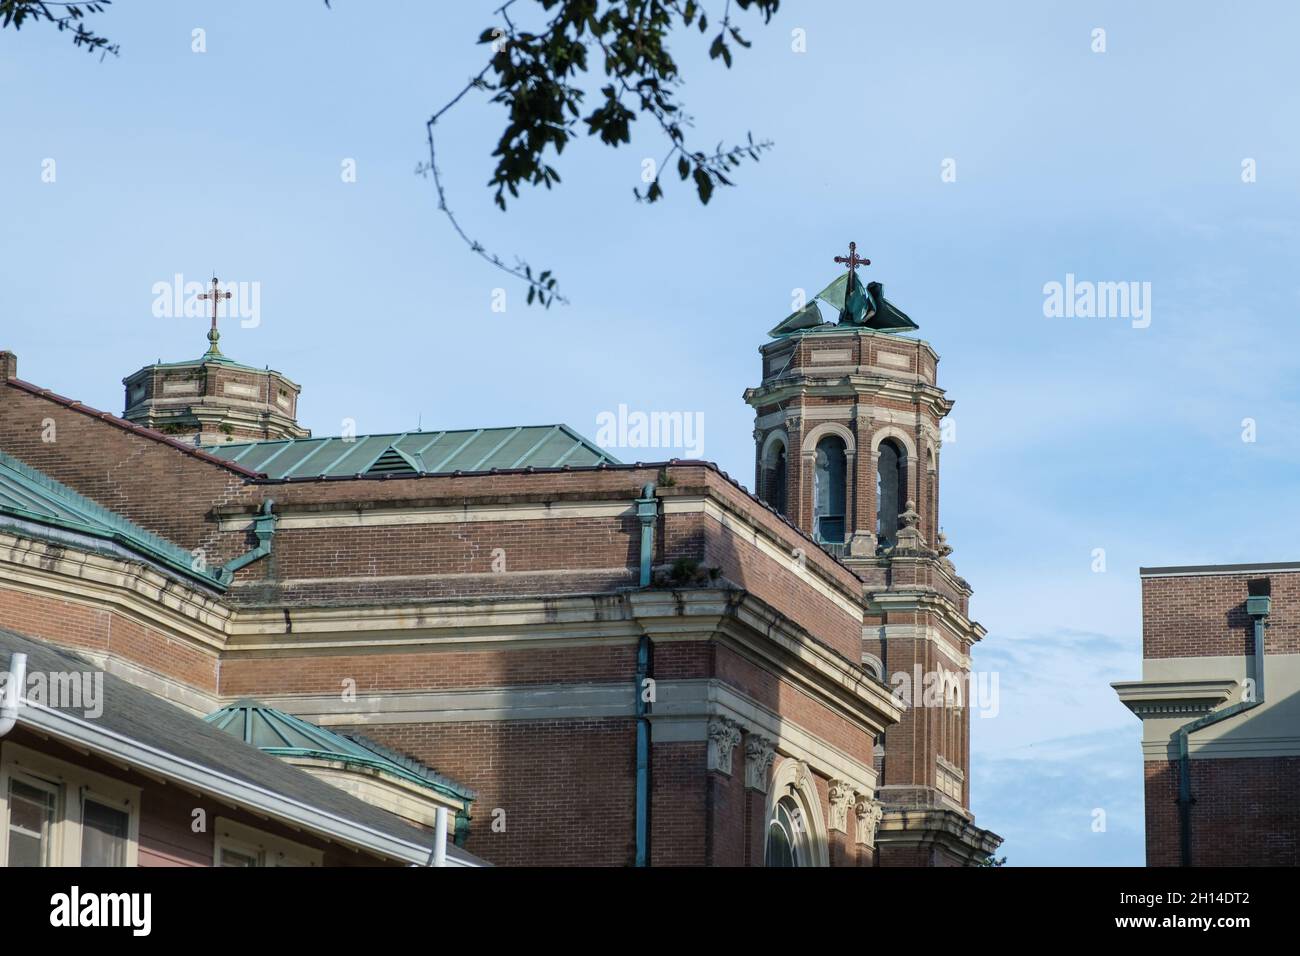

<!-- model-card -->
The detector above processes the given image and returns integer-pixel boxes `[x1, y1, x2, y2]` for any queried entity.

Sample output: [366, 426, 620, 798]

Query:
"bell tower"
[742, 243, 1001, 865]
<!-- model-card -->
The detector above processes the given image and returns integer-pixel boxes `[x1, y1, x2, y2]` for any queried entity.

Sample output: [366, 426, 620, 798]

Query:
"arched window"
[765, 795, 810, 867]
[876, 439, 906, 549]
[762, 441, 788, 516]
[813, 436, 847, 544]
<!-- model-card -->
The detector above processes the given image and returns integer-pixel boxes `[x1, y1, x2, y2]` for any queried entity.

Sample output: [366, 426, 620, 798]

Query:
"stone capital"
[744, 735, 777, 792]
[854, 793, 884, 847]
[706, 717, 743, 776]
[828, 779, 854, 832]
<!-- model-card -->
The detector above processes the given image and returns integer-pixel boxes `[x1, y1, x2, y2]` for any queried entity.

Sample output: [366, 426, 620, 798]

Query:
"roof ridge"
[4, 377, 265, 479]
[204, 423, 581, 449]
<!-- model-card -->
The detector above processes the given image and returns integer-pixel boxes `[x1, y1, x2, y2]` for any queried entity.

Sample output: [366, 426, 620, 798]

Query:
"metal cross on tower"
[833, 241, 871, 296]
[197, 276, 232, 356]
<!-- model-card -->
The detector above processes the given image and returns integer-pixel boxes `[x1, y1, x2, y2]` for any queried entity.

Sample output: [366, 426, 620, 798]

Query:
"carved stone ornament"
[792, 759, 810, 793]
[854, 793, 884, 847]
[891, 499, 926, 551]
[828, 779, 854, 832]
[707, 718, 743, 776]
[936, 529, 957, 572]
[744, 735, 777, 792]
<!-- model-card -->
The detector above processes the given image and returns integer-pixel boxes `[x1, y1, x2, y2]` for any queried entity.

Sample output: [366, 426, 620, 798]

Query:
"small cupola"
[121, 277, 309, 446]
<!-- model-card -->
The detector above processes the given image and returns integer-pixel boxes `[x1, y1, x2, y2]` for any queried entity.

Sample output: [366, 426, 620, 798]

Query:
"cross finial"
[197, 276, 232, 357]
[833, 241, 870, 296]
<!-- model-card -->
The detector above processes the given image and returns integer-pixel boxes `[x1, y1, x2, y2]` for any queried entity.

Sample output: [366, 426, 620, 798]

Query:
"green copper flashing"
[0, 449, 226, 590]
[205, 701, 477, 808]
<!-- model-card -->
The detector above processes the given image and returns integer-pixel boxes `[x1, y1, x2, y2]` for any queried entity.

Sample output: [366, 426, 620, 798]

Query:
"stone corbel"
[828, 779, 854, 832]
[744, 735, 776, 792]
[854, 793, 884, 847]
[707, 718, 743, 776]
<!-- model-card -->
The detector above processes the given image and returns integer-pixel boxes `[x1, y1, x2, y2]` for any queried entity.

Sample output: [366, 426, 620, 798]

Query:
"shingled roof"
[0, 628, 484, 866]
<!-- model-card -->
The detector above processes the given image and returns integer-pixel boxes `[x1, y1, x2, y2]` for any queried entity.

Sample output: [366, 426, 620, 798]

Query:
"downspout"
[428, 806, 448, 867]
[1173, 580, 1270, 867]
[0, 652, 27, 738]
[216, 499, 277, 584]
[633, 482, 658, 867]
[453, 806, 471, 847]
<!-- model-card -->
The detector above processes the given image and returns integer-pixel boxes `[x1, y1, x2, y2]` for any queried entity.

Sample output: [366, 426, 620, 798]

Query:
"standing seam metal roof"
[200, 424, 618, 479]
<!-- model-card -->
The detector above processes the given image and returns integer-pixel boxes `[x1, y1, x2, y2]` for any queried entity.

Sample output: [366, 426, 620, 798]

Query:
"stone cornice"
[868, 588, 985, 646]
[0, 530, 231, 649]
[745, 376, 952, 419]
[876, 808, 1003, 863]
[756, 328, 941, 363]
[627, 588, 899, 736]
[1111, 679, 1238, 718]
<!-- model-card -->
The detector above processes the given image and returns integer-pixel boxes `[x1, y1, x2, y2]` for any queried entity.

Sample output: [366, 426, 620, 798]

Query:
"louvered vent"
[365, 447, 418, 476]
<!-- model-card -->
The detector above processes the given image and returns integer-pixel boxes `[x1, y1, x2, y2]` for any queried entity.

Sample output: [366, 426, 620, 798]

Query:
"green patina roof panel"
[202, 424, 617, 479]
[0, 449, 225, 588]
[768, 270, 920, 337]
[205, 701, 476, 803]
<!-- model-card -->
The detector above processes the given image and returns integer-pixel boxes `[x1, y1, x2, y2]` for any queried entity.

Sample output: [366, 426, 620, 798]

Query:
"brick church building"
[0, 250, 1000, 867]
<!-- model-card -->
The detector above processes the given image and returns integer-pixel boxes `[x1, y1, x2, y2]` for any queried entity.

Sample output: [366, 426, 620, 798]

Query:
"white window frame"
[0, 742, 141, 867]
[213, 817, 322, 868]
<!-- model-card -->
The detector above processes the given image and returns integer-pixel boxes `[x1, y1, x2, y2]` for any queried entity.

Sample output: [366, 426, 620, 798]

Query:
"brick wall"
[1144, 757, 1300, 866]
[0, 379, 256, 560]
[352, 718, 638, 866]
[1142, 569, 1300, 658]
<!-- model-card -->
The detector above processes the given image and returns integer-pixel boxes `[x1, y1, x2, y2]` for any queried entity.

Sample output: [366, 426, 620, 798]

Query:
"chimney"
[0, 351, 16, 383]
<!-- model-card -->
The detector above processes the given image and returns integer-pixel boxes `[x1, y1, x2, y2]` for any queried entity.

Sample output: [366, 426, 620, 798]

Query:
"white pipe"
[432, 806, 448, 867]
[0, 653, 27, 737]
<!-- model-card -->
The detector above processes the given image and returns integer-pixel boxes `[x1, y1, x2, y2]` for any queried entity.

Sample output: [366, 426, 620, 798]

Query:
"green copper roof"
[201, 424, 618, 479]
[0, 449, 225, 589]
[204, 701, 475, 804]
[769, 270, 919, 337]
[133, 353, 266, 374]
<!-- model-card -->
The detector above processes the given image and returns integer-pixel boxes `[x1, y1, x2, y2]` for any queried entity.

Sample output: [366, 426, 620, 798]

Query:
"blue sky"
[4, 2, 1300, 866]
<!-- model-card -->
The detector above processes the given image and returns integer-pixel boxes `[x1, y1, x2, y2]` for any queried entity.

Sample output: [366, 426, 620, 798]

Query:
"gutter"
[633, 482, 658, 866]
[1172, 580, 1270, 867]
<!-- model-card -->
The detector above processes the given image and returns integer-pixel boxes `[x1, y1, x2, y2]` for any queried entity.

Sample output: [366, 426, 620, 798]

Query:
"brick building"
[1114, 562, 1300, 866]
[0, 253, 1000, 867]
